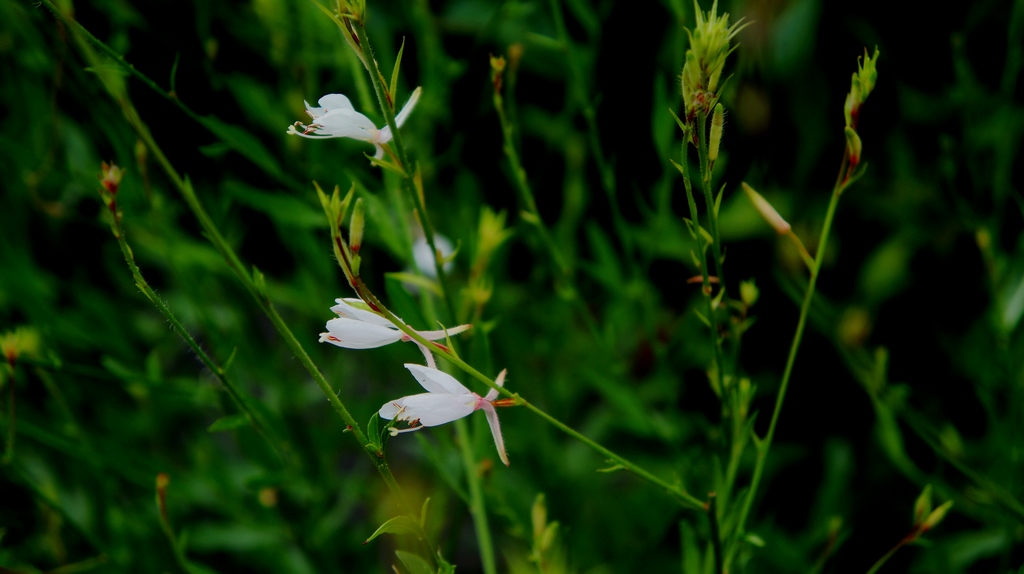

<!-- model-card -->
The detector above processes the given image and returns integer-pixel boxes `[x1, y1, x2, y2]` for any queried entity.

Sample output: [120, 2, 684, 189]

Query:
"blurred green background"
[1, 0, 1023, 572]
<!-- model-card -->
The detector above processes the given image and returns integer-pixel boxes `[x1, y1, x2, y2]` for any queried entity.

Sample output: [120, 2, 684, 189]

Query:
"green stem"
[455, 418, 498, 574]
[679, 135, 727, 406]
[3, 362, 15, 465]
[695, 111, 725, 288]
[708, 493, 724, 574]
[546, 0, 626, 255]
[492, 77, 605, 347]
[353, 20, 457, 324]
[42, 0, 414, 518]
[730, 161, 848, 556]
[865, 536, 911, 574]
[108, 210, 290, 466]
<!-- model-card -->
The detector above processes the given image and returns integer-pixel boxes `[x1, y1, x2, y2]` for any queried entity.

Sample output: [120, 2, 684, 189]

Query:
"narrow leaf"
[364, 515, 421, 544]
[207, 414, 248, 432]
[390, 38, 406, 105]
[394, 551, 433, 574]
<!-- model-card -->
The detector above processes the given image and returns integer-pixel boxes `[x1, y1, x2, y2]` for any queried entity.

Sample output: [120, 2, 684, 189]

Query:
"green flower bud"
[349, 197, 365, 253]
[742, 182, 790, 235]
[679, 0, 748, 122]
[844, 127, 862, 167]
[913, 485, 933, 526]
[921, 500, 953, 532]
[708, 103, 724, 163]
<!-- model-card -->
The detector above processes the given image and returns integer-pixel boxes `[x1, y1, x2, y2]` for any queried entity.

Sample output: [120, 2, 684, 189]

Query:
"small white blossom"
[319, 298, 470, 363]
[380, 364, 510, 466]
[287, 88, 422, 159]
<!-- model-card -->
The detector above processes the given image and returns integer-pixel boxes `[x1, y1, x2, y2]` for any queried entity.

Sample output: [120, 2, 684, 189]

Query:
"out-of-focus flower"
[380, 364, 510, 466]
[412, 234, 454, 278]
[287, 88, 421, 159]
[99, 162, 125, 196]
[319, 298, 470, 353]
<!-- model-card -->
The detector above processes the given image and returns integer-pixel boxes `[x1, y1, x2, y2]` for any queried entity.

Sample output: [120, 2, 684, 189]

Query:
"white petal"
[373, 143, 386, 160]
[482, 403, 509, 466]
[416, 323, 472, 341]
[485, 368, 506, 402]
[395, 87, 422, 128]
[379, 393, 476, 427]
[312, 110, 377, 141]
[316, 94, 357, 113]
[405, 364, 472, 395]
[321, 318, 402, 348]
[331, 298, 396, 327]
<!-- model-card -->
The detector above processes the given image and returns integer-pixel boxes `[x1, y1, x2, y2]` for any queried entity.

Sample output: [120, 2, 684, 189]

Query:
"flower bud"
[490, 54, 506, 94]
[913, 485, 933, 526]
[739, 279, 759, 308]
[921, 500, 953, 532]
[679, 1, 747, 122]
[349, 197, 365, 253]
[844, 127, 862, 167]
[708, 103, 724, 163]
[741, 182, 790, 235]
[100, 161, 125, 196]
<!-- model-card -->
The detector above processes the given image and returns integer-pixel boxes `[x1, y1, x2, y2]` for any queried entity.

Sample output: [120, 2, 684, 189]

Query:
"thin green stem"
[695, 111, 725, 287]
[353, 19, 457, 323]
[546, 0, 623, 242]
[3, 362, 15, 465]
[679, 135, 727, 403]
[455, 418, 498, 574]
[865, 536, 911, 574]
[492, 76, 605, 347]
[708, 493, 724, 574]
[108, 209, 290, 466]
[42, 0, 414, 518]
[730, 162, 848, 557]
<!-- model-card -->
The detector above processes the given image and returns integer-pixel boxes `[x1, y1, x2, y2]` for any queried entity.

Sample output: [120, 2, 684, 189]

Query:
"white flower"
[287, 87, 422, 160]
[380, 364, 510, 466]
[412, 234, 454, 279]
[319, 298, 470, 360]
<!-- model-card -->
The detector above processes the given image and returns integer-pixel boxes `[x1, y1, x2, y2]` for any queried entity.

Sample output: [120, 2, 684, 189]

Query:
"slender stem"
[679, 136, 727, 401]
[695, 111, 726, 289]
[3, 362, 15, 465]
[731, 163, 847, 550]
[353, 20, 457, 323]
[42, 0, 414, 518]
[546, 0, 626, 254]
[108, 209, 290, 465]
[492, 74, 605, 346]
[455, 418, 498, 574]
[865, 537, 910, 574]
[708, 493, 724, 574]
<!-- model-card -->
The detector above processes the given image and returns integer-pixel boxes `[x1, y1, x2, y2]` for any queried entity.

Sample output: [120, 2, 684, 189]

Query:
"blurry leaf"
[580, 223, 623, 291]
[680, 520, 701, 574]
[385, 275, 430, 330]
[186, 522, 281, 552]
[207, 414, 248, 432]
[194, 115, 286, 181]
[366, 413, 381, 450]
[387, 272, 442, 298]
[858, 237, 915, 306]
[394, 550, 433, 574]
[223, 181, 323, 229]
[365, 515, 421, 544]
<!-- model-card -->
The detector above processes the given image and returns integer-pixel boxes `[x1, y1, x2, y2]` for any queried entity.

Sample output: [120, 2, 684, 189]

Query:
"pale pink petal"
[394, 87, 422, 128]
[321, 318, 402, 348]
[416, 324, 472, 341]
[481, 403, 509, 466]
[485, 368, 506, 401]
[331, 298, 396, 327]
[405, 364, 472, 395]
[379, 393, 475, 426]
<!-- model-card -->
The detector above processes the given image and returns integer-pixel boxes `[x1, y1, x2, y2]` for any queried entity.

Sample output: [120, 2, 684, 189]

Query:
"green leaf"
[390, 37, 406, 105]
[364, 515, 421, 544]
[223, 181, 324, 229]
[207, 414, 249, 432]
[394, 550, 433, 574]
[194, 115, 286, 181]
[366, 413, 381, 451]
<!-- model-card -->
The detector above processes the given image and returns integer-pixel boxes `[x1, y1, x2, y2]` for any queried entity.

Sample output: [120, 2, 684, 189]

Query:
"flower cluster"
[318, 298, 511, 465]
[680, 0, 746, 123]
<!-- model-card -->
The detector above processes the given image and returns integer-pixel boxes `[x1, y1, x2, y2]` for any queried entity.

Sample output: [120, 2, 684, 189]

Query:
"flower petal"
[331, 298, 396, 327]
[485, 368, 506, 402]
[481, 402, 509, 466]
[316, 93, 357, 114]
[416, 323, 472, 341]
[379, 392, 476, 427]
[321, 318, 403, 348]
[405, 364, 472, 395]
[312, 109, 378, 141]
[395, 87, 422, 128]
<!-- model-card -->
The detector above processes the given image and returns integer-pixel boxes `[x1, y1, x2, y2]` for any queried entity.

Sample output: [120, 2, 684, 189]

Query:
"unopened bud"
[490, 54, 506, 94]
[100, 161, 125, 196]
[913, 485, 933, 526]
[921, 500, 953, 532]
[349, 197, 365, 253]
[739, 279, 758, 307]
[844, 127, 862, 167]
[844, 75, 861, 128]
[741, 182, 790, 235]
[708, 103, 724, 163]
